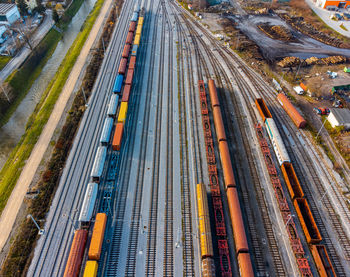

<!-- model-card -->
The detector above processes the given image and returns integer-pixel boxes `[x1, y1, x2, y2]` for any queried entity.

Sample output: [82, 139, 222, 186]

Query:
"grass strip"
[0, 0, 85, 127]
[0, 0, 104, 215]
[0, 56, 11, 71]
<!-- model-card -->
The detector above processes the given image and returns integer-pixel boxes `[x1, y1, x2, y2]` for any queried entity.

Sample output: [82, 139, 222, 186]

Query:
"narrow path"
[0, 0, 113, 251]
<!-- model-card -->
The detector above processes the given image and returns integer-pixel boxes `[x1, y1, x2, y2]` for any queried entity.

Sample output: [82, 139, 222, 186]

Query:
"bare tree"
[11, 18, 34, 50]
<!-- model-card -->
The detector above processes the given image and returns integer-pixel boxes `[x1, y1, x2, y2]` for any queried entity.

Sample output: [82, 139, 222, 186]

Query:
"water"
[0, 0, 97, 170]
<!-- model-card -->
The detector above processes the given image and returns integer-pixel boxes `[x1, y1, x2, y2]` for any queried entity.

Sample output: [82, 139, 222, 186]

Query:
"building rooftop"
[329, 108, 350, 125]
[0, 4, 17, 15]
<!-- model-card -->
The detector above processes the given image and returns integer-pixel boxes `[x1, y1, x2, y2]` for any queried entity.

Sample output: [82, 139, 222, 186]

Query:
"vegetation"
[0, 56, 11, 71]
[0, 0, 119, 275]
[0, 0, 86, 128]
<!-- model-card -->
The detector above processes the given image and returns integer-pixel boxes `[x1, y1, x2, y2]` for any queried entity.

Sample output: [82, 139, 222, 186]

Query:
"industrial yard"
[0, 0, 349, 275]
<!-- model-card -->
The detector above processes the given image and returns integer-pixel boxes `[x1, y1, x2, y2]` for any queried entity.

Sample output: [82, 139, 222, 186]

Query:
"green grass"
[0, 0, 105, 215]
[0, 0, 86, 128]
[0, 56, 11, 71]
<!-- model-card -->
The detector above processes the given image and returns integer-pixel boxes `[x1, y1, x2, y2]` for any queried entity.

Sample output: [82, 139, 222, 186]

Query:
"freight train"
[255, 98, 336, 277]
[206, 79, 254, 276]
[63, 5, 144, 276]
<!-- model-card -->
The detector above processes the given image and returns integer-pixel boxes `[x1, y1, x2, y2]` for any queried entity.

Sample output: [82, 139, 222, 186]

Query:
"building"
[0, 4, 20, 25]
[327, 108, 350, 130]
[315, 0, 349, 9]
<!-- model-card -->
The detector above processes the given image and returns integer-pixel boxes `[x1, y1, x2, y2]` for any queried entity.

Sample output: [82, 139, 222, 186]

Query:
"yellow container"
[83, 260, 98, 277]
[134, 34, 141, 45]
[88, 213, 107, 260]
[136, 24, 143, 36]
[138, 17, 144, 26]
[196, 183, 213, 258]
[117, 102, 128, 123]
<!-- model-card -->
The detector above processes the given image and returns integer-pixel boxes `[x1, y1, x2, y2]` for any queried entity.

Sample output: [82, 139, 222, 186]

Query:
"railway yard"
[22, 0, 350, 275]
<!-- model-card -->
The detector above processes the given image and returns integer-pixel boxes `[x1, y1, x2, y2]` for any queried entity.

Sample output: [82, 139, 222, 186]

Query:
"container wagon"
[113, 74, 123, 93]
[122, 44, 131, 58]
[88, 213, 107, 260]
[125, 32, 134, 45]
[265, 118, 290, 166]
[83, 261, 98, 277]
[131, 11, 138, 22]
[100, 117, 114, 145]
[107, 94, 119, 117]
[64, 229, 88, 277]
[118, 58, 128, 75]
[218, 141, 235, 188]
[125, 69, 134, 85]
[281, 162, 304, 199]
[255, 98, 272, 123]
[117, 102, 128, 123]
[128, 21, 136, 33]
[226, 187, 249, 253]
[277, 93, 307, 128]
[78, 183, 98, 224]
[129, 56, 136, 70]
[131, 44, 138, 56]
[112, 123, 124, 151]
[294, 198, 322, 244]
[90, 146, 107, 182]
[121, 84, 131, 102]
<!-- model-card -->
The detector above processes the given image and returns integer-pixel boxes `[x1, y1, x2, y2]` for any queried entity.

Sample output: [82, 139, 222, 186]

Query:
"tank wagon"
[207, 79, 253, 276]
[254, 97, 335, 276]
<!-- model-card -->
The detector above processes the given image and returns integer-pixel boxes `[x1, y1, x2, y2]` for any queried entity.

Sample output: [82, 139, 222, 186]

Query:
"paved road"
[0, 10, 54, 81]
[0, 0, 113, 255]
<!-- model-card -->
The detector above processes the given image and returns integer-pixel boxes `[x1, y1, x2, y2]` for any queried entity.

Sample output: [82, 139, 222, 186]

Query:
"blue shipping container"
[131, 12, 138, 22]
[113, 74, 124, 93]
[131, 44, 138, 56]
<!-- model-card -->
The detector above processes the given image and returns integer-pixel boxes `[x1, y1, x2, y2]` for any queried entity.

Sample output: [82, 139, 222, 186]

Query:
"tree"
[52, 9, 59, 24]
[11, 19, 34, 50]
[17, 0, 29, 16]
[35, 0, 46, 14]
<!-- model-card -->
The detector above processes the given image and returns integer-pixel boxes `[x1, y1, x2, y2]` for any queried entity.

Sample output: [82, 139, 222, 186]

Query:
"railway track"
[28, 0, 137, 275]
[188, 12, 350, 274]
[173, 5, 304, 275]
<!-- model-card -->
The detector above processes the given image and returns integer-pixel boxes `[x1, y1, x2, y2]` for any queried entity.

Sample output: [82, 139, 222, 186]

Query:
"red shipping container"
[112, 123, 124, 151]
[122, 44, 131, 58]
[125, 32, 134, 45]
[129, 21, 136, 33]
[125, 69, 134, 85]
[122, 84, 131, 102]
[63, 229, 88, 277]
[129, 56, 136, 70]
[118, 58, 128, 75]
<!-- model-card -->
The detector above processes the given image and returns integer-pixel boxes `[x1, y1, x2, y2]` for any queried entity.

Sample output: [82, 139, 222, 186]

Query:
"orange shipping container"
[125, 69, 134, 85]
[310, 245, 336, 277]
[64, 229, 88, 277]
[226, 187, 249, 252]
[299, 82, 307, 92]
[281, 162, 304, 199]
[219, 141, 235, 188]
[208, 79, 220, 107]
[213, 106, 226, 142]
[294, 198, 322, 244]
[88, 213, 107, 260]
[237, 253, 254, 277]
[118, 58, 128, 75]
[122, 84, 131, 102]
[277, 93, 307, 128]
[129, 56, 136, 70]
[255, 98, 272, 123]
[112, 123, 124, 151]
